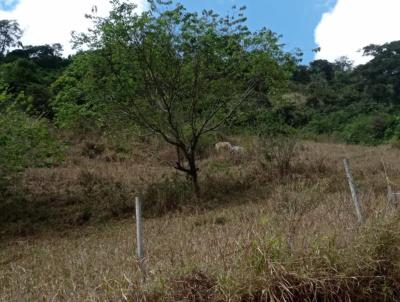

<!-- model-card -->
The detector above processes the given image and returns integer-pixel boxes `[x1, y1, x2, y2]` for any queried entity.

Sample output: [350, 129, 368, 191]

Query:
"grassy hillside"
[2, 3, 400, 301]
[1, 138, 400, 301]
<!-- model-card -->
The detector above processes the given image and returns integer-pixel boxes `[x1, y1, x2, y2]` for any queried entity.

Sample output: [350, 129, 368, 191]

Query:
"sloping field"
[1, 140, 400, 301]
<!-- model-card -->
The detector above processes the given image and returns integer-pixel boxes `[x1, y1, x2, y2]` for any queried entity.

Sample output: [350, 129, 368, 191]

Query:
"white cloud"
[315, 0, 400, 64]
[0, 0, 146, 56]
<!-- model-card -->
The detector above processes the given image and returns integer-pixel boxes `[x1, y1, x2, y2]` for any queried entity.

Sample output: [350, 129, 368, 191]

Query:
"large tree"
[356, 41, 400, 103]
[74, 0, 294, 194]
[0, 20, 22, 57]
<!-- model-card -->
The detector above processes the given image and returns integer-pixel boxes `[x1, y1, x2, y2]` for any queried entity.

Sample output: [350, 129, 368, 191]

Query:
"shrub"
[342, 114, 395, 145]
[303, 109, 352, 135]
[77, 170, 134, 219]
[81, 141, 105, 159]
[52, 101, 101, 132]
[0, 111, 62, 194]
[254, 110, 297, 137]
[259, 135, 299, 178]
[143, 174, 193, 217]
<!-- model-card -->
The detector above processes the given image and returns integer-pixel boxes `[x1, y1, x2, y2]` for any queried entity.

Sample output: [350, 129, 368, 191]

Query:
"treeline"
[289, 42, 400, 144]
[1, 13, 399, 146]
[1, 0, 400, 190]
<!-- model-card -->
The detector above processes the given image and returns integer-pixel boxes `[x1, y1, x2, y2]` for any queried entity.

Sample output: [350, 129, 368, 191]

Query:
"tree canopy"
[0, 20, 22, 57]
[71, 0, 296, 193]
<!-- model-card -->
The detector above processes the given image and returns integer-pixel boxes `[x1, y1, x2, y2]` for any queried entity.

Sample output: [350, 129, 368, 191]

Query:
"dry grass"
[1, 138, 400, 301]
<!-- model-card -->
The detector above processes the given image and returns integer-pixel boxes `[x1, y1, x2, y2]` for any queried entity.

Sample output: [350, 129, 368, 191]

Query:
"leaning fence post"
[387, 182, 396, 207]
[135, 196, 146, 283]
[381, 159, 397, 207]
[343, 158, 364, 224]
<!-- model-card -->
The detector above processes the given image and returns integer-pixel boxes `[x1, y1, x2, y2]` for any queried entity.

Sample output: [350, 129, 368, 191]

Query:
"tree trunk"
[174, 147, 200, 197]
[190, 169, 200, 197]
[188, 156, 200, 197]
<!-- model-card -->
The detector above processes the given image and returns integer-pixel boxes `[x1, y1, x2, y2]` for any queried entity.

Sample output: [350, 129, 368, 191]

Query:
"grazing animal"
[230, 145, 245, 154]
[215, 142, 233, 152]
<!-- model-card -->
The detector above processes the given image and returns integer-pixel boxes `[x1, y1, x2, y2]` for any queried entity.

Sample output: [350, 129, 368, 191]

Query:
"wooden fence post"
[343, 158, 364, 224]
[387, 183, 396, 207]
[381, 159, 398, 207]
[135, 196, 146, 282]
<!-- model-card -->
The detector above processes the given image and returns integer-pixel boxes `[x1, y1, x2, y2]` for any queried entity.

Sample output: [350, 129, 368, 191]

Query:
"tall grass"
[1, 137, 400, 301]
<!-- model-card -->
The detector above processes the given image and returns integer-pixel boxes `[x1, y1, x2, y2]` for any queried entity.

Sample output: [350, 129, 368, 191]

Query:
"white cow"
[230, 145, 245, 154]
[215, 142, 245, 155]
[215, 142, 233, 152]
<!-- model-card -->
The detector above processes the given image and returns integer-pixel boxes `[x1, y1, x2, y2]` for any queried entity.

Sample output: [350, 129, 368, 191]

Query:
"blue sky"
[0, 0, 335, 63]
[2, 0, 400, 64]
[175, 0, 337, 63]
[0, 0, 19, 11]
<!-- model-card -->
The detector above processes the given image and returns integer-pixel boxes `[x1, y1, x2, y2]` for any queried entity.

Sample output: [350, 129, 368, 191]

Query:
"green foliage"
[0, 111, 62, 193]
[253, 109, 297, 137]
[0, 44, 69, 117]
[359, 41, 400, 104]
[51, 51, 109, 130]
[304, 110, 354, 135]
[290, 40, 400, 144]
[0, 19, 22, 56]
[342, 114, 395, 145]
[71, 0, 295, 193]
[3, 11, 400, 148]
[302, 107, 399, 145]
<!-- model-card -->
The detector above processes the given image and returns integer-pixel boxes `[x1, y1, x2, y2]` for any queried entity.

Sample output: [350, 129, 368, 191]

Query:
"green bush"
[301, 107, 400, 145]
[303, 110, 353, 135]
[342, 114, 395, 145]
[391, 117, 400, 140]
[50, 52, 107, 131]
[252, 110, 297, 137]
[0, 111, 62, 193]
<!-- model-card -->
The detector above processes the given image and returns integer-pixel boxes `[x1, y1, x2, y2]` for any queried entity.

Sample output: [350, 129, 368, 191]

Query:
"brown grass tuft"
[167, 271, 218, 302]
